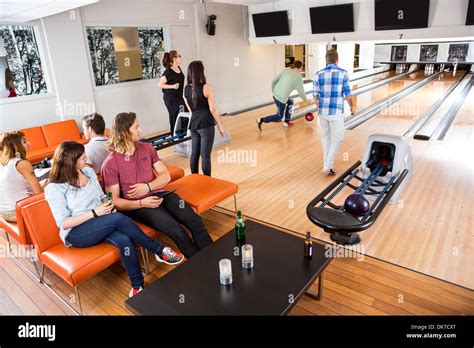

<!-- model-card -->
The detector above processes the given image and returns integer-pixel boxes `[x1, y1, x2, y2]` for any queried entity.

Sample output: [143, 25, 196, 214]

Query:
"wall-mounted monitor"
[375, 0, 430, 30]
[448, 44, 469, 62]
[309, 3, 354, 34]
[467, 0, 474, 25]
[419, 45, 438, 62]
[391, 46, 407, 62]
[252, 11, 290, 37]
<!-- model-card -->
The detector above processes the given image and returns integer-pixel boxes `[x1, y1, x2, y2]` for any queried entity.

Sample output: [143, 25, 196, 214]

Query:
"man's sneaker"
[323, 169, 336, 176]
[129, 287, 143, 298]
[283, 121, 294, 127]
[256, 118, 263, 131]
[155, 247, 184, 266]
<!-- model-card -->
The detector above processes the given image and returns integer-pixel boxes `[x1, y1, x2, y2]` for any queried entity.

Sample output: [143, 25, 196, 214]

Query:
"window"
[0, 25, 48, 98]
[86, 26, 165, 87]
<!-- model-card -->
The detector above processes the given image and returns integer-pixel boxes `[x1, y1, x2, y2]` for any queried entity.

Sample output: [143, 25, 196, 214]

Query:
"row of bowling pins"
[424, 64, 436, 75]
[396, 64, 407, 73]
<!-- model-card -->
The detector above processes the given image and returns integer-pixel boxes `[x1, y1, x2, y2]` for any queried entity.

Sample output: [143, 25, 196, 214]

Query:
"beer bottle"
[235, 210, 246, 241]
[304, 231, 313, 258]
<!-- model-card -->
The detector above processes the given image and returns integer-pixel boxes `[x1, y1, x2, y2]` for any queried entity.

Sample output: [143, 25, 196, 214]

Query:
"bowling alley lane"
[350, 69, 397, 90]
[352, 71, 465, 135]
[444, 84, 474, 141]
[346, 70, 427, 117]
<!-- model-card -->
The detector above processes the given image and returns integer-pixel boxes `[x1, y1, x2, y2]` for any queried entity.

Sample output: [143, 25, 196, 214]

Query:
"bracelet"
[146, 183, 152, 192]
[91, 209, 98, 217]
[139, 199, 142, 207]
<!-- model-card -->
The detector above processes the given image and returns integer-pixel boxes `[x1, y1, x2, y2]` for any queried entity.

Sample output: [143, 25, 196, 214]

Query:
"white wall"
[1, 0, 283, 135]
[248, 0, 473, 44]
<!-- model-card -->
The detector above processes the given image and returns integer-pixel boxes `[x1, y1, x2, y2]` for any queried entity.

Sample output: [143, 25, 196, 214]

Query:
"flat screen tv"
[375, 0, 430, 30]
[467, 0, 474, 25]
[252, 11, 290, 37]
[309, 3, 354, 34]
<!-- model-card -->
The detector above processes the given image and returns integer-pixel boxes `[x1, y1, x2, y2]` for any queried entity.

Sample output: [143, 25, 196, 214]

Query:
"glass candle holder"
[241, 244, 254, 269]
[219, 259, 232, 285]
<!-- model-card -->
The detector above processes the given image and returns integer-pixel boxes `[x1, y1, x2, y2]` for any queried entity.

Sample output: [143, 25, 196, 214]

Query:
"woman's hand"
[173, 83, 179, 90]
[95, 200, 114, 216]
[140, 196, 163, 209]
[128, 183, 150, 199]
[217, 124, 225, 137]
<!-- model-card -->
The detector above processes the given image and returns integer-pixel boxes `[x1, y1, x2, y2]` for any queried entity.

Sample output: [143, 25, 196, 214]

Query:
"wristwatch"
[91, 209, 98, 217]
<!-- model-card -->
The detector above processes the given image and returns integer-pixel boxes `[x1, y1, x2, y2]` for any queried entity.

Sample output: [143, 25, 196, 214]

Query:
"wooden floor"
[1, 209, 473, 315]
[159, 71, 473, 289]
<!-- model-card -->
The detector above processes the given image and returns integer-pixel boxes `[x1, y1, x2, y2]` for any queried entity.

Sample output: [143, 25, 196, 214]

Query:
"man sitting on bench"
[101, 112, 213, 259]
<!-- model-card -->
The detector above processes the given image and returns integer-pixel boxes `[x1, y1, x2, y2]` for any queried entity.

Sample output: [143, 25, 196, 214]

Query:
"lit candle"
[219, 259, 232, 285]
[241, 244, 254, 269]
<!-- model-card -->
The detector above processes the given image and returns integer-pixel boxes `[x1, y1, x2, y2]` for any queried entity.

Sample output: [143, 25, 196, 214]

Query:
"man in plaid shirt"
[313, 48, 354, 175]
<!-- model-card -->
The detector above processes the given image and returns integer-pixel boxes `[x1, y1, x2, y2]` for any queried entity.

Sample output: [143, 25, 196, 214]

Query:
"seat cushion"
[165, 174, 238, 214]
[166, 165, 185, 183]
[26, 145, 58, 163]
[41, 243, 120, 286]
[0, 218, 21, 244]
[20, 127, 47, 152]
[42, 120, 82, 147]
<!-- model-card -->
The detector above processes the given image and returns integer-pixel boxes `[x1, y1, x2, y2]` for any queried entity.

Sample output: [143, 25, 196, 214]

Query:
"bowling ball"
[305, 112, 314, 122]
[344, 193, 370, 217]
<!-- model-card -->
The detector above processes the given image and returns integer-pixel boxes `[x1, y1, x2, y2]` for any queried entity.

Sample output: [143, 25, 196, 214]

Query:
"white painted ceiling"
[0, 0, 99, 23]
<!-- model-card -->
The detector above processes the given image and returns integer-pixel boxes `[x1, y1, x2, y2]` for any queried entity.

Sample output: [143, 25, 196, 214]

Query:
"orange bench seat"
[165, 174, 238, 215]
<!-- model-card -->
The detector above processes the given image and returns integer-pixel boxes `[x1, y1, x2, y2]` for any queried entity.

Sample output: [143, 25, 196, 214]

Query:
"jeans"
[261, 97, 294, 123]
[164, 94, 185, 134]
[66, 212, 165, 289]
[124, 192, 213, 259]
[319, 113, 345, 170]
[190, 126, 215, 176]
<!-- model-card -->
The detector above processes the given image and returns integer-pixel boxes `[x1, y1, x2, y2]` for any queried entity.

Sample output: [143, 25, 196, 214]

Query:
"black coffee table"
[125, 220, 332, 315]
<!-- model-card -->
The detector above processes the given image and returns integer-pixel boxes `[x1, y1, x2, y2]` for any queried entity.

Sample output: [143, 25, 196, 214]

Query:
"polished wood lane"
[159, 76, 473, 288]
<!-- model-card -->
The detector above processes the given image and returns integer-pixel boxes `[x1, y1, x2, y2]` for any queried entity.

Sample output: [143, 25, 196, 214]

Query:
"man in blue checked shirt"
[313, 48, 355, 175]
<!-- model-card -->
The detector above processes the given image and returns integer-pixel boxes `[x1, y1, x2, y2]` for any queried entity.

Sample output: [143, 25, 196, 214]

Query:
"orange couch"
[20, 120, 87, 163]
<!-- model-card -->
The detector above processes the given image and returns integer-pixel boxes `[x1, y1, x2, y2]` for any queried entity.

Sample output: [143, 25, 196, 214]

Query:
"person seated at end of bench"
[0, 131, 42, 222]
[44, 141, 184, 298]
[82, 113, 109, 174]
[101, 112, 213, 259]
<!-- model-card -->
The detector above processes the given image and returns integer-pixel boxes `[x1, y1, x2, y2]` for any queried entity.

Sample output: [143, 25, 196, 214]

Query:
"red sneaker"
[129, 287, 143, 298]
[155, 247, 184, 265]
[283, 121, 294, 127]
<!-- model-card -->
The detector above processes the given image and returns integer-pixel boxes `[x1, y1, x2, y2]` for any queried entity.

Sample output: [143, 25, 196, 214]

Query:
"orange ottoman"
[165, 174, 238, 215]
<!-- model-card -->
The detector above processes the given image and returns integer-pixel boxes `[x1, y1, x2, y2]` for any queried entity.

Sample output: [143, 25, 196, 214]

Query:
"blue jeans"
[261, 97, 294, 123]
[66, 213, 165, 289]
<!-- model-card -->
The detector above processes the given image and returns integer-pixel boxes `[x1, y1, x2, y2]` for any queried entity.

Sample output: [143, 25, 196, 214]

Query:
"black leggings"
[163, 94, 185, 134]
[190, 126, 215, 176]
[124, 192, 213, 259]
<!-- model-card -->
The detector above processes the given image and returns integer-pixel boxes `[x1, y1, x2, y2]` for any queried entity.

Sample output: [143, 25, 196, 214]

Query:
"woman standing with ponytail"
[158, 50, 186, 134]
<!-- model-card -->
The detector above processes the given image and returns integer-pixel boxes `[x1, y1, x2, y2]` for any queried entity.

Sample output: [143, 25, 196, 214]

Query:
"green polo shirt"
[272, 68, 308, 104]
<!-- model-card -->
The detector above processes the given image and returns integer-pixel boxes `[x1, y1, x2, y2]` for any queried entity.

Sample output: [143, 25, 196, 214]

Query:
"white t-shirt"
[84, 136, 110, 174]
[0, 158, 33, 214]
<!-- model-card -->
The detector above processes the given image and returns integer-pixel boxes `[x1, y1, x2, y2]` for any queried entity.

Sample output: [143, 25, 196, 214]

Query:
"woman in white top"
[0, 131, 42, 222]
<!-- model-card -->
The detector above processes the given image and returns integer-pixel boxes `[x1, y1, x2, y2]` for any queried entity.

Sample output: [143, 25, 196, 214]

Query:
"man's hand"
[128, 183, 150, 199]
[140, 196, 163, 209]
[350, 104, 356, 116]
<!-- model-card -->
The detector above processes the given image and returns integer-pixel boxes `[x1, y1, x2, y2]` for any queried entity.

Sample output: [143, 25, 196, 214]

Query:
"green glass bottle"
[235, 210, 246, 241]
[107, 192, 113, 201]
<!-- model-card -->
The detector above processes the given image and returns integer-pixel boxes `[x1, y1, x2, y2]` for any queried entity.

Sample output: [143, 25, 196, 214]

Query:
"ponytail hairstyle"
[186, 60, 207, 108]
[163, 50, 179, 69]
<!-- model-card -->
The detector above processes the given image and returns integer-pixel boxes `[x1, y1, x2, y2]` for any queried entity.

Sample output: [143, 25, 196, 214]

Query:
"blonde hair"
[326, 48, 338, 65]
[107, 112, 137, 154]
[1, 131, 26, 166]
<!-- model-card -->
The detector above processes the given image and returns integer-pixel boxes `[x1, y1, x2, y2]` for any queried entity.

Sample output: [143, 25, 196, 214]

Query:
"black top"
[184, 84, 215, 131]
[162, 67, 185, 97]
[125, 220, 332, 315]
